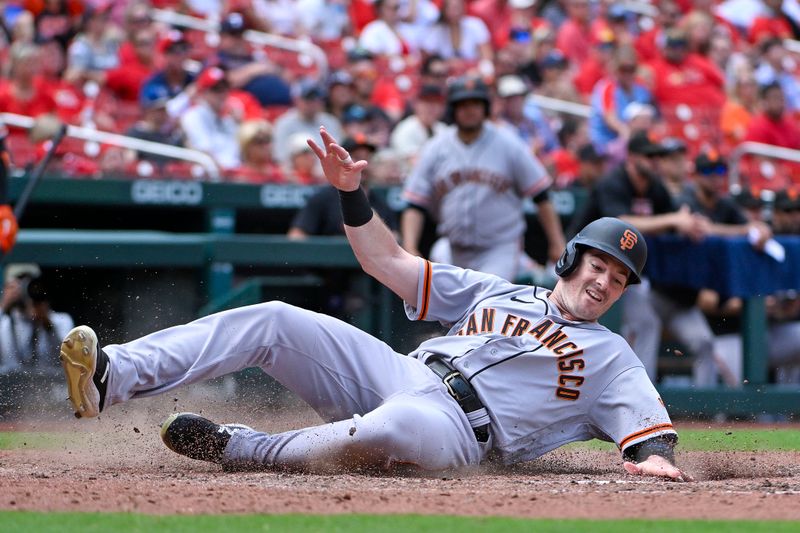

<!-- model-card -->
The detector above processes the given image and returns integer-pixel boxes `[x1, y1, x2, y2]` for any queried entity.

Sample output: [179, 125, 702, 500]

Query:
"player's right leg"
[61, 301, 409, 419]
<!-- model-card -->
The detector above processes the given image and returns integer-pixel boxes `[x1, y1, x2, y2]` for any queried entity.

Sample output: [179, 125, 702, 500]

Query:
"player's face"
[556, 250, 629, 322]
[453, 99, 486, 131]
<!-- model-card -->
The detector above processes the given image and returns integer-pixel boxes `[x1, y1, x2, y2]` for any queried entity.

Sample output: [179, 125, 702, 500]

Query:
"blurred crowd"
[0, 0, 797, 189]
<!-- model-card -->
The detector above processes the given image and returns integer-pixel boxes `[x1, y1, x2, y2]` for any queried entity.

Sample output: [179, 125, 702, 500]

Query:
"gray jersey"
[405, 261, 675, 464]
[402, 123, 551, 248]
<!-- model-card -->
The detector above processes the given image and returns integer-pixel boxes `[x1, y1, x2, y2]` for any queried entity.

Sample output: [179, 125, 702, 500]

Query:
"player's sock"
[92, 347, 110, 413]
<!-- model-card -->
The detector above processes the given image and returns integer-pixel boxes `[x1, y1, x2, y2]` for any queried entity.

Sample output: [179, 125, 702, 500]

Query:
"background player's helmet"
[445, 76, 491, 121]
[555, 217, 647, 285]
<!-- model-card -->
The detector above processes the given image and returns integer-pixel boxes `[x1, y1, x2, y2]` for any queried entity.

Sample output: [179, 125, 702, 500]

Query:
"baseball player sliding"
[60, 127, 690, 481]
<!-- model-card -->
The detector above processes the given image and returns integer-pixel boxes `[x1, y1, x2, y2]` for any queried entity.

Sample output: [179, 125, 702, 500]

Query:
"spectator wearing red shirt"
[555, 0, 593, 66]
[748, 0, 794, 45]
[104, 27, 158, 102]
[635, 0, 682, 63]
[745, 82, 800, 150]
[573, 28, 617, 97]
[644, 29, 725, 110]
[0, 43, 56, 118]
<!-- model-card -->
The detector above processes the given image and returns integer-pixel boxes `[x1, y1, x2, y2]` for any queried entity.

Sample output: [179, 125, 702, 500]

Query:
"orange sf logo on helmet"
[620, 229, 638, 251]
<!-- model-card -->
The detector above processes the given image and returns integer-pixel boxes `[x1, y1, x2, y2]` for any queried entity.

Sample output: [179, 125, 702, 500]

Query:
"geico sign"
[131, 181, 204, 205]
[259, 185, 317, 208]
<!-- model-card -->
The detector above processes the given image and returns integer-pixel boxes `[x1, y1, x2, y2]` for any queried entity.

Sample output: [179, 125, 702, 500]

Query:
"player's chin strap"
[425, 357, 491, 443]
[623, 433, 678, 464]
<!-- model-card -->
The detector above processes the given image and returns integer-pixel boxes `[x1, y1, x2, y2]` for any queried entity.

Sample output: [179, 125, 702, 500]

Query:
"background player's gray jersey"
[405, 262, 675, 464]
[402, 123, 551, 248]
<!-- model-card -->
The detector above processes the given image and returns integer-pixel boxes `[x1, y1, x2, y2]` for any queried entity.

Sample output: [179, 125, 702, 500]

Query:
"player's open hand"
[624, 455, 694, 482]
[308, 127, 368, 192]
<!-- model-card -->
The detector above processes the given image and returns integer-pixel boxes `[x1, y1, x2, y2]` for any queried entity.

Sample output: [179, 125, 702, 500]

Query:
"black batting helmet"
[445, 75, 491, 122]
[555, 217, 647, 285]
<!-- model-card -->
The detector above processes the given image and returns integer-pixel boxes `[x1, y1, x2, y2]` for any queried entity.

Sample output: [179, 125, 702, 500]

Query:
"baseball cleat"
[160, 412, 253, 464]
[60, 325, 101, 418]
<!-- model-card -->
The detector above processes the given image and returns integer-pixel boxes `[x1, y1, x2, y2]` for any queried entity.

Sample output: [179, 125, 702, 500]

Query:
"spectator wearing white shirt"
[358, 0, 418, 57]
[180, 67, 241, 170]
[272, 79, 344, 165]
[390, 84, 447, 159]
[421, 0, 492, 64]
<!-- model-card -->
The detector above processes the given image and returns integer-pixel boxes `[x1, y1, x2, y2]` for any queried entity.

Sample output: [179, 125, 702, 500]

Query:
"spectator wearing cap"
[745, 81, 800, 150]
[272, 79, 344, 165]
[357, 0, 418, 57]
[420, 0, 493, 65]
[227, 120, 285, 184]
[555, 0, 593, 66]
[390, 83, 447, 160]
[179, 67, 241, 170]
[573, 26, 617, 97]
[214, 12, 292, 108]
[0, 265, 74, 375]
[495, 74, 557, 155]
[138, 30, 196, 114]
[326, 70, 356, 122]
[125, 89, 184, 167]
[643, 28, 725, 109]
[64, 1, 121, 86]
[288, 134, 396, 238]
[536, 50, 580, 103]
[773, 188, 800, 234]
[754, 38, 800, 112]
[589, 45, 654, 152]
[653, 138, 689, 198]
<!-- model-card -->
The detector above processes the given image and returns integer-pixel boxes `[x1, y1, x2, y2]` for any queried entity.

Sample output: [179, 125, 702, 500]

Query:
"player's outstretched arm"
[624, 454, 694, 482]
[308, 127, 421, 307]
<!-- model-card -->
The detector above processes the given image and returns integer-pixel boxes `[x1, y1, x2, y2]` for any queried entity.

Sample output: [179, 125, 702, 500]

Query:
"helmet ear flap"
[555, 240, 581, 278]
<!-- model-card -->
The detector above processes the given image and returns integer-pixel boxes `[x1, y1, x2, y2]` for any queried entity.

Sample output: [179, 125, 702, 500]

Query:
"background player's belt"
[425, 358, 490, 443]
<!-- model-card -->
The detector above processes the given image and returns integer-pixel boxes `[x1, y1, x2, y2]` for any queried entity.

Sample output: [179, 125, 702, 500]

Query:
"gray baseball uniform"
[403, 123, 552, 280]
[100, 260, 674, 471]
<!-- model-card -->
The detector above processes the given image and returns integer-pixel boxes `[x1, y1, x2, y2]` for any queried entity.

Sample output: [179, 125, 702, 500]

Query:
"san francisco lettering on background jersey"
[406, 261, 675, 465]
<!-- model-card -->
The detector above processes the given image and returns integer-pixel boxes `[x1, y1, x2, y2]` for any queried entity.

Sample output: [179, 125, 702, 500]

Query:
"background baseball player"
[59, 127, 689, 481]
[401, 76, 565, 281]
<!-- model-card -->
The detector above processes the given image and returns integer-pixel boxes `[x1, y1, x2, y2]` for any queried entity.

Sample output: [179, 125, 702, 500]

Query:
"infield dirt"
[0, 391, 798, 520]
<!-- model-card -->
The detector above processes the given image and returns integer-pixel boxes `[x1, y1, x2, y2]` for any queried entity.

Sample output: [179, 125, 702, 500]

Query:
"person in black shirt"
[570, 131, 723, 385]
[288, 136, 397, 238]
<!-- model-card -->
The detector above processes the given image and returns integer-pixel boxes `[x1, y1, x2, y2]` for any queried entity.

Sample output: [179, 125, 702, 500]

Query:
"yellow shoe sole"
[60, 325, 101, 418]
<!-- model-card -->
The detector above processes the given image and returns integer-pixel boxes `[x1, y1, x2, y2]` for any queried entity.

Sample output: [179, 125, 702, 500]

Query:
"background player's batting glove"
[0, 204, 18, 253]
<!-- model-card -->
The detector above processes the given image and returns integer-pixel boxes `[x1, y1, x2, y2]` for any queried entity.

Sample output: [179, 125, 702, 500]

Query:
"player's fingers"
[328, 143, 350, 161]
[623, 461, 641, 475]
[351, 160, 369, 173]
[307, 138, 325, 160]
[319, 127, 337, 147]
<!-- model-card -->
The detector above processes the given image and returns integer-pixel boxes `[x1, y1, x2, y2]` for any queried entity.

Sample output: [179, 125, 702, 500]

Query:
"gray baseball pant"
[102, 302, 487, 471]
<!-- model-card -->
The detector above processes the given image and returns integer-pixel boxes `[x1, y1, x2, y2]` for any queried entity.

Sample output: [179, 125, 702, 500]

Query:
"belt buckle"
[443, 372, 465, 402]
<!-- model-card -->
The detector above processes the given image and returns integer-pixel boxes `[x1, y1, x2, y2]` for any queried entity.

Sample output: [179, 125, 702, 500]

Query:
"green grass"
[0, 513, 798, 532]
[565, 428, 800, 453]
[3, 428, 799, 452]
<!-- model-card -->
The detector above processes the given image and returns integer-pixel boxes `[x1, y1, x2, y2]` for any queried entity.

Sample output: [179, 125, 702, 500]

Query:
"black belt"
[425, 358, 490, 443]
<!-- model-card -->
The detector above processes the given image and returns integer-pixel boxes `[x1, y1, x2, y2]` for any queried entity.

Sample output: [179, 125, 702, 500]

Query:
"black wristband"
[339, 187, 374, 227]
[623, 434, 677, 464]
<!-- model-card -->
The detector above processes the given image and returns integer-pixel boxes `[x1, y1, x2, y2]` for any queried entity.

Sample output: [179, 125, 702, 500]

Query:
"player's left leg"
[162, 385, 486, 472]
